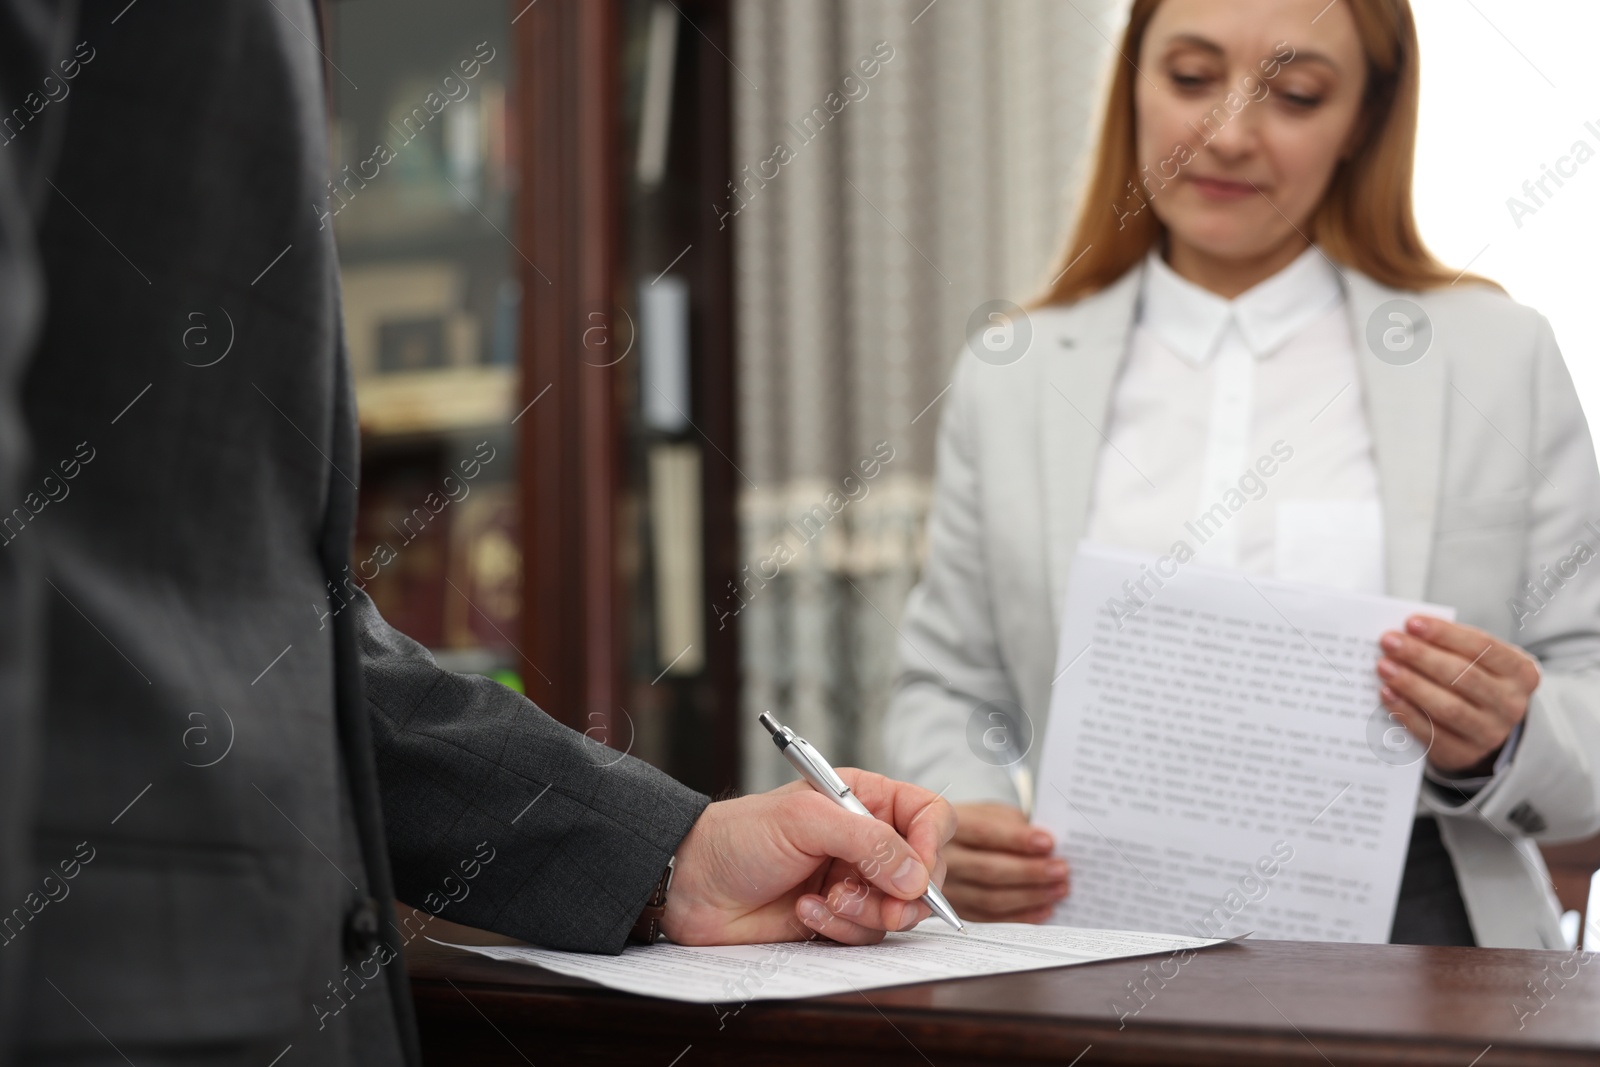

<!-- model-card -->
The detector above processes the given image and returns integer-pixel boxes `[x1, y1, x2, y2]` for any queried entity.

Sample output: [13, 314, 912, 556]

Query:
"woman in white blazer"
[882, 0, 1600, 949]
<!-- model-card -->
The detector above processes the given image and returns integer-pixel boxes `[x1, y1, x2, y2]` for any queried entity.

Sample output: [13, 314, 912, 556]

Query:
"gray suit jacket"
[884, 255, 1600, 951]
[0, 2, 708, 1064]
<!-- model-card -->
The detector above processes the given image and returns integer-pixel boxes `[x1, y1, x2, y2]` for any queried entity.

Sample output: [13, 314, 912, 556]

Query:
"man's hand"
[1377, 614, 1542, 776]
[944, 803, 1069, 923]
[660, 769, 955, 946]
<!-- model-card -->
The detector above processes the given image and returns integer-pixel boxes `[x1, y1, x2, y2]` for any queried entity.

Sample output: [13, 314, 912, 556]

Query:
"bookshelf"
[328, 0, 739, 795]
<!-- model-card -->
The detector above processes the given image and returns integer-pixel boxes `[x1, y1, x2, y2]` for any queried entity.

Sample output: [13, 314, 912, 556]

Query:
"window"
[1412, 0, 1600, 422]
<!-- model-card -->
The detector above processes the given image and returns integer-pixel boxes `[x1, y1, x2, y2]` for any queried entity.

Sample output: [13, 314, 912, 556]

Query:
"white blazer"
[883, 256, 1600, 950]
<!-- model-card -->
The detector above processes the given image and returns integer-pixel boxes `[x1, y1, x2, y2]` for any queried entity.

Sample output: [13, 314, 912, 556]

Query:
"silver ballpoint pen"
[759, 711, 965, 933]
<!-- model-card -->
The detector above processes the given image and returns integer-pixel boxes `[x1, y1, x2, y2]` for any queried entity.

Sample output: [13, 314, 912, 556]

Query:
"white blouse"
[1083, 243, 1387, 595]
[1083, 243, 1518, 790]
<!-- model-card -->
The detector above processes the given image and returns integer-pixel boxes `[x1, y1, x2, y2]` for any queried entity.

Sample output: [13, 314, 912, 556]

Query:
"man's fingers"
[828, 769, 957, 876]
[835, 769, 957, 840]
[819, 877, 931, 933]
[946, 842, 1068, 888]
[781, 792, 929, 900]
[952, 804, 1053, 854]
[899, 793, 957, 874]
[797, 894, 888, 946]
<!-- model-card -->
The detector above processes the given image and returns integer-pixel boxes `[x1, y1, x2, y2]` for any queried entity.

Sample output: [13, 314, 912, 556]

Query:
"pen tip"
[758, 712, 780, 736]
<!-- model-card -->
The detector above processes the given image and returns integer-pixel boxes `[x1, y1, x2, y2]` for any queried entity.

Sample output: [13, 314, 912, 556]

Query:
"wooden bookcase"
[330, 0, 740, 797]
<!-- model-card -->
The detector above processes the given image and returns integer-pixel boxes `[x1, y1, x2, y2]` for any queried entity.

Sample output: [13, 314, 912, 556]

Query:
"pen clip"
[788, 737, 851, 796]
[762, 711, 851, 797]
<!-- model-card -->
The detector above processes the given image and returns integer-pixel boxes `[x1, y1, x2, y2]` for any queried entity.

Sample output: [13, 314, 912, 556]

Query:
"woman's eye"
[1282, 93, 1323, 109]
[1170, 72, 1210, 90]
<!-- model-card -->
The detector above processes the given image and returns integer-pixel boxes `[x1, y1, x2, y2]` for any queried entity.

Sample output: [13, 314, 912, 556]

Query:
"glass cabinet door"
[328, 0, 524, 689]
[326, 0, 740, 793]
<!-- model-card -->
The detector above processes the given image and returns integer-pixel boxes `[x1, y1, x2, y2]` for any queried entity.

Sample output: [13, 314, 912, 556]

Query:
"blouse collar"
[1137, 243, 1345, 366]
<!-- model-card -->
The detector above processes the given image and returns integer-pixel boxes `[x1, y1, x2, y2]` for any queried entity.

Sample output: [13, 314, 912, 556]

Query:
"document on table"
[435, 922, 1232, 1003]
[1035, 543, 1454, 945]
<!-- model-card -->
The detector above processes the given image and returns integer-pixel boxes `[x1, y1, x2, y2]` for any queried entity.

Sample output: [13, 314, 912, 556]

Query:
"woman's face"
[1133, 0, 1369, 265]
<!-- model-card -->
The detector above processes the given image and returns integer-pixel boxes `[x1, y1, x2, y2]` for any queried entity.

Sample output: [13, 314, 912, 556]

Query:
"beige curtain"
[731, 0, 1124, 791]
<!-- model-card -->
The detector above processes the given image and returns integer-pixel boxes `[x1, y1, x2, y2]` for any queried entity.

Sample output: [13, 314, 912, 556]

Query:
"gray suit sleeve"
[353, 592, 710, 954]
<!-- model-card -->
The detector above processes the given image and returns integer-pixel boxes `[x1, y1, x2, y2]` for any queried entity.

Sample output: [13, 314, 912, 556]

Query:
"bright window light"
[1411, 0, 1600, 425]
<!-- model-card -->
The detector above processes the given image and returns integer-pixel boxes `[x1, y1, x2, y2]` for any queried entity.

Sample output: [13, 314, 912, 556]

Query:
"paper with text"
[436, 922, 1229, 1003]
[1035, 543, 1453, 944]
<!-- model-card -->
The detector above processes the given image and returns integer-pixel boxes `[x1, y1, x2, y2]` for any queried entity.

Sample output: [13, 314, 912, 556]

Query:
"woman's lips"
[1190, 177, 1258, 201]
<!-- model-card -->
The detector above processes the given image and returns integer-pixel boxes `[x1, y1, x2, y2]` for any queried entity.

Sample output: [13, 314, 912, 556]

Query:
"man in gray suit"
[0, 2, 954, 1064]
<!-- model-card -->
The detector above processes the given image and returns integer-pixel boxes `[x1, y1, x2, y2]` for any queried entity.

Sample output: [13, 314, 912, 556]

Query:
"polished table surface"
[408, 919, 1600, 1066]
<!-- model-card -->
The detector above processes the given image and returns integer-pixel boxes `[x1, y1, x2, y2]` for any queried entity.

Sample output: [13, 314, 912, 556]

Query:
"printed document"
[1035, 543, 1453, 944]
[437, 922, 1229, 1003]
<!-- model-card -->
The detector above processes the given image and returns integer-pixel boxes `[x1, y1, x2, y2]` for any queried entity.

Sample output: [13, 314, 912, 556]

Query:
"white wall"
[1411, 0, 1600, 423]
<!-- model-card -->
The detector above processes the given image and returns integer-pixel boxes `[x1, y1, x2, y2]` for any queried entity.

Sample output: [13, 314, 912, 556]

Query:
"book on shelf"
[443, 482, 521, 650]
[353, 476, 452, 649]
[355, 365, 514, 438]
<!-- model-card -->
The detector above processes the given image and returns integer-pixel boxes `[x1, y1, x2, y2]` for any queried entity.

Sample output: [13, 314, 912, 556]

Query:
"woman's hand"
[943, 803, 1069, 923]
[1376, 615, 1542, 776]
[661, 769, 955, 947]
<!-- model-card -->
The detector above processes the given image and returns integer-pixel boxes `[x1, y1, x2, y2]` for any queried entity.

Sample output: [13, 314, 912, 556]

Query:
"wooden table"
[409, 920, 1600, 1066]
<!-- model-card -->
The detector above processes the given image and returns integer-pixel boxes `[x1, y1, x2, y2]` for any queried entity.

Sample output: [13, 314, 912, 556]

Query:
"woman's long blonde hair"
[1035, 0, 1492, 305]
